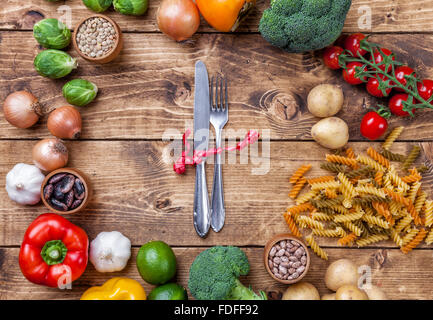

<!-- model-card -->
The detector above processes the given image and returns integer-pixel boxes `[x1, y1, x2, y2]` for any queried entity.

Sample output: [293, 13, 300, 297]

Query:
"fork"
[210, 75, 228, 232]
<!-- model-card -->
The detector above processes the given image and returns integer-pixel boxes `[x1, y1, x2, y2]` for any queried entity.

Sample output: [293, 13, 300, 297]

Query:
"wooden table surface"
[2, 0, 433, 300]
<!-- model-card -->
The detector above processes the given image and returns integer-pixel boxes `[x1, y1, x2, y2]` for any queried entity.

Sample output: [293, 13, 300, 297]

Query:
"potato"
[307, 84, 344, 118]
[311, 117, 349, 149]
[336, 285, 369, 300]
[282, 282, 320, 300]
[325, 259, 358, 291]
[321, 293, 336, 300]
[364, 285, 388, 300]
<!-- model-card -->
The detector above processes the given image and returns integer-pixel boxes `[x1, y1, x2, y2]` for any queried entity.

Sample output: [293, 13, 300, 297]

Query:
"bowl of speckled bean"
[264, 234, 311, 284]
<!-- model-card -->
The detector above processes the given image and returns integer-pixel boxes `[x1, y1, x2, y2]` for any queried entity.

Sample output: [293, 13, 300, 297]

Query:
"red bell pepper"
[19, 213, 89, 288]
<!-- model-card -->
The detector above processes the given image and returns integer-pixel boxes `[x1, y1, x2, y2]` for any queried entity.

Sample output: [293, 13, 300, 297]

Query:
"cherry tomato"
[323, 46, 344, 70]
[371, 48, 395, 72]
[366, 74, 392, 98]
[360, 111, 388, 140]
[417, 79, 433, 104]
[389, 93, 416, 117]
[343, 62, 366, 85]
[344, 33, 367, 57]
[394, 66, 416, 92]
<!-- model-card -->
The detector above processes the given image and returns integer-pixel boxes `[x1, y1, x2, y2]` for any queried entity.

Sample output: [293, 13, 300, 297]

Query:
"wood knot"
[21, 10, 44, 29]
[264, 286, 283, 300]
[259, 90, 300, 120]
[371, 249, 388, 269]
[155, 198, 171, 210]
[173, 82, 191, 106]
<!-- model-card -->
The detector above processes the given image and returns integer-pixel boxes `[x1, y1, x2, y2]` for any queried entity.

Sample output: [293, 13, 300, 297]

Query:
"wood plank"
[1, 140, 432, 247]
[1, 246, 431, 300]
[2, 0, 433, 33]
[1, 32, 433, 140]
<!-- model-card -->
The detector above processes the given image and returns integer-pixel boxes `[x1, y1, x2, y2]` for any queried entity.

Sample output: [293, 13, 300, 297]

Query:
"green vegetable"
[82, 0, 113, 12]
[113, 0, 148, 16]
[148, 283, 188, 300]
[259, 0, 352, 53]
[63, 79, 98, 107]
[33, 18, 71, 49]
[34, 50, 77, 79]
[188, 246, 267, 300]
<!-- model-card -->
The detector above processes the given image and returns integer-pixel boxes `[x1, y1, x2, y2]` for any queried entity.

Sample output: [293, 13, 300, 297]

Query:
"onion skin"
[32, 138, 69, 172]
[157, 0, 200, 42]
[3, 91, 42, 128]
[47, 106, 82, 139]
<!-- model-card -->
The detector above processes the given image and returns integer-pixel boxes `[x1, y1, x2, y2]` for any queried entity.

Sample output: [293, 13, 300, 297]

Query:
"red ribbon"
[173, 129, 260, 174]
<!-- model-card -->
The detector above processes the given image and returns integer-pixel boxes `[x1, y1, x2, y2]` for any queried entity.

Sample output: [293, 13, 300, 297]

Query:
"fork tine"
[219, 76, 224, 111]
[210, 75, 214, 110]
[224, 76, 228, 112]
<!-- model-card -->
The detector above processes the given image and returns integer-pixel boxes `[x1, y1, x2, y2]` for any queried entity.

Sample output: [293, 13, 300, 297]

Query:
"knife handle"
[193, 161, 210, 238]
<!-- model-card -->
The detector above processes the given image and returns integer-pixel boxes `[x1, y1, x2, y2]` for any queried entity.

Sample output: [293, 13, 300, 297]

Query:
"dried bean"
[288, 268, 296, 275]
[43, 184, 53, 200]
[289, 256, 298, 262]
[70, 199, 83, 210]
[53, 185, 65, 201]
[48, 173, 66, 184]
[269, 247, 277, 257]
[275, 245, 281, 251]
[276, 249, 285, 257]
[286, 242, 294, 249]
[279, 266, 288, 275]
[58, 175, 75, 193]
[292, 261, 301, 269]
[294, 247, 305, 258]
[50, 199, 68, 211]
[280, 262, 290, 268]
[65, 190, 74, 208]
[297, 266, 306, 274]
[268, 260, 274, 269]
[280, 240, 286, 249]
[74, 179, 85, 200]
[283, 274, 289, 280]
[289, 246, 297, 253]
[287, 275, 294, 280]
[273, 267, 279, 274]
[292, 272, 300, 279]
[273, 257, 281, 264]
[291, 240, 300, 247]
[280, 256, 289, 263]
[274, 273, 282, 279]
[301, 256, 307, 265]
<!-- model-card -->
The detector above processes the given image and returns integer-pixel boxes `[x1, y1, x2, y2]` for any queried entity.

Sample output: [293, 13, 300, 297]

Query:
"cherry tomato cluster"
[323, 33, 433, 140]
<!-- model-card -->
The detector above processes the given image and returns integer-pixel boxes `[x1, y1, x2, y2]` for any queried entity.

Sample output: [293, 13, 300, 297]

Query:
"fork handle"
[193, 161, 211, 238]
[211, 128, 225, 232]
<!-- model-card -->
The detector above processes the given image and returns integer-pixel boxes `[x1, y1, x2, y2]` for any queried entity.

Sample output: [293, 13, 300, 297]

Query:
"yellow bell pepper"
[196, 0, 256, 32]
[80, 277, 147, 300]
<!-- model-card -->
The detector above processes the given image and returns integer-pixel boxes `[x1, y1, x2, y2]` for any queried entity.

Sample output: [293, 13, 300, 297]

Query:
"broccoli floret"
[259, 0, 352, 53]
[188, 246, 267, 300]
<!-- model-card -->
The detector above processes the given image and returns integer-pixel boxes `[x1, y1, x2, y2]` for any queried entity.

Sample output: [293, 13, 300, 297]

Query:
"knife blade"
[193, 60, 211, 238]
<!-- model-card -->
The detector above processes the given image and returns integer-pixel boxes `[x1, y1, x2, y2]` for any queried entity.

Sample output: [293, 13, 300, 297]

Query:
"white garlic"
[90, 231, 131, 273]
[5, 163, 45, 205]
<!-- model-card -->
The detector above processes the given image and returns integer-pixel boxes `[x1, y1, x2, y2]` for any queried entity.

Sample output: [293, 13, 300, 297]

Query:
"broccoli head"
[188, 246, 267, 300]
[259, 0, 352, 53]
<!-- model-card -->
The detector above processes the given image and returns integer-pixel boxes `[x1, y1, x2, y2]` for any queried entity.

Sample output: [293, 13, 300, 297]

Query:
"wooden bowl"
[40, 168, 92, 214]
[264, 234, 311, 284]
[73, 14, 123, 64]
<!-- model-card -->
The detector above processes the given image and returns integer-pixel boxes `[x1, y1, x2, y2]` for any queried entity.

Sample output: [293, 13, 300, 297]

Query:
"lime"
[136, 240, 177, 285]
[148, 283, 188, 300]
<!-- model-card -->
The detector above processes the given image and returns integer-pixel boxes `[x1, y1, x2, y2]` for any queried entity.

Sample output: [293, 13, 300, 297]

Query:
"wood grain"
[1, 246, 431, 300]
[1, 140, 432, 247]
[2, 0, 433, 33]
[1, 32, 433, 140]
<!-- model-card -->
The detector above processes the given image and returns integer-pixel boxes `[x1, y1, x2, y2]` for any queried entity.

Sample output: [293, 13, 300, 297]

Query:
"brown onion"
[32, 138, 69, 172]
[47, 106, 82, 139]
[157, 0, 200, 42]
[3, 91, 43, 128]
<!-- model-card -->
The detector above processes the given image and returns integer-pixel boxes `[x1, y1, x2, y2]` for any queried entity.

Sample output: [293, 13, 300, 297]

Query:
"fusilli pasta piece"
[283, 212, 302, 237]
[320, 162, 346, 174]
[289, 164, 312, 184]
[289, 177, 307, 199]
[356, 155, 386, 172]
[287, 203, 314, 215]
[402, 145, 421, 171]
[307, 176, 335, 185]
[356, 234, 389, 247]
[326, 154, 358, 169]
[305, 234, 328, 260]
[425, 229, 433, 245]
[382, 126, 404, 150]
[296, 189, 319, 205]
[424, 200, 433, 227]
[367, 147, 390, 168]
[401, 228, 427, 254]
[338, 232, 357, 246]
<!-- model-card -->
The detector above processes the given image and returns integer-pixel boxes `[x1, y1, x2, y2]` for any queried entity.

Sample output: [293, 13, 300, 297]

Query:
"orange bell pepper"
[196, 0, 256, 32]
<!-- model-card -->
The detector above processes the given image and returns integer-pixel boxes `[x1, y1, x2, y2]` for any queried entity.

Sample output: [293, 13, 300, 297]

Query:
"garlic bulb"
[6, 163, 45, 205]
[90, 231, 131, 273]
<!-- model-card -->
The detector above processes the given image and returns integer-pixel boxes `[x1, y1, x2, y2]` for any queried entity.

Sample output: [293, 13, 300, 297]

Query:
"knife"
[193, 61, 211, 238]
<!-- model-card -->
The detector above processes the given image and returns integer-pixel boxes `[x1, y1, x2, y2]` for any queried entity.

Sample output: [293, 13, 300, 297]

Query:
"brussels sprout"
[82, 0, 113, 12]
[34, 50, 77, 79]
[33, 18, 71, 49]
[63, 79, 98, 107]
[113, 0, 148, 16]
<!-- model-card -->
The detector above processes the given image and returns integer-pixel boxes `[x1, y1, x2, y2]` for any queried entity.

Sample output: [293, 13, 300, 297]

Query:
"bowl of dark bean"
[73, 14, 123, 64]
[264, 234, 311, 284]
[41, 168, 92, 214]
